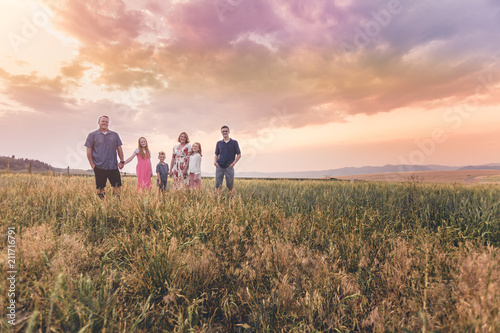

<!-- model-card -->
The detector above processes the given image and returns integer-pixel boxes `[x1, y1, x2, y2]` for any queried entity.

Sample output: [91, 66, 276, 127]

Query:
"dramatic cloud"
[3, 0, 497, 131]
[1, 0, 500, 171]
[0, 68, 78, 113]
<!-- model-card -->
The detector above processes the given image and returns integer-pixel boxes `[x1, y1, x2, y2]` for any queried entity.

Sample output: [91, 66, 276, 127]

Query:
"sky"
[0, 0, 499, 174]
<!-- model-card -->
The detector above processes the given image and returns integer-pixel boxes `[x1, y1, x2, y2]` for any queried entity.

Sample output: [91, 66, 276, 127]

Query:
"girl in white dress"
[189, 142, 202, 190]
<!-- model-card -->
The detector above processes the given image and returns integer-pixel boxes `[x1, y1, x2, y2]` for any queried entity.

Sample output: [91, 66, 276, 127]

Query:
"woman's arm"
[169, 148, 175, 176]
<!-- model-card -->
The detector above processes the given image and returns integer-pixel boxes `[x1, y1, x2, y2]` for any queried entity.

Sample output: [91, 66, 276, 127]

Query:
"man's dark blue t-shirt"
[215, 139, 241, 168]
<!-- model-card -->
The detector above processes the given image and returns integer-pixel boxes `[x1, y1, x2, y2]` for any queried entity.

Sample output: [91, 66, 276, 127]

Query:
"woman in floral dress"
[169, 132, 191, 189]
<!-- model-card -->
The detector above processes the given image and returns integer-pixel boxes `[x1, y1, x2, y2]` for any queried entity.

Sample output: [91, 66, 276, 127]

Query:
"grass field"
[481, 175, 500, 183]
[1, 173, 499, 332]
[337, 169, 500, 184]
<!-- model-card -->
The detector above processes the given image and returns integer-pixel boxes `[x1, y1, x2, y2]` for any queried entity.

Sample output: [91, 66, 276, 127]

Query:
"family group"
[84, 116, 241, 198]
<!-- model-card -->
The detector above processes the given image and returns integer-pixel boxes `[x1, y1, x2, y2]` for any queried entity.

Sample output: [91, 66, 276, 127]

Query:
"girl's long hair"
[137, 137, 151, 159]
[192, 142, 202, 157]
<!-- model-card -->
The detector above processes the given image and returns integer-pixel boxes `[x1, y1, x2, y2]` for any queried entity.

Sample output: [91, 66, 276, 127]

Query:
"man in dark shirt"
[214, 125, 241, 195]
[84, 115, 125, 198]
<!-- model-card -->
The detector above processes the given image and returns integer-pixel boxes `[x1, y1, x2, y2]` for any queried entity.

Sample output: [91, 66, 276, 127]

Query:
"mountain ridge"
[2, 156, 499, 178]
[234, 163, 500, 178]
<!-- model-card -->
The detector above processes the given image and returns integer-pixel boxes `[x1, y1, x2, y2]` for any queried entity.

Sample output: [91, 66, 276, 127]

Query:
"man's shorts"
[215, 166, 234, 189]
[94, 167, 122, 189]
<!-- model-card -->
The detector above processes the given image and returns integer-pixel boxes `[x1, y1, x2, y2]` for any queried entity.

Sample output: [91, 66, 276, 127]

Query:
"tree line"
[0, 155, 53, 172]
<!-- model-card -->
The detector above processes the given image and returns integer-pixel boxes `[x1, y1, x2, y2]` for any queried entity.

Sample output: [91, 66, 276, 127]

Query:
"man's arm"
[230, 154, 241, 168]
[230, 141, 241, 168]
[214, 141, 220, 167]
[117, 146, 124, 169]
[86, 147, 95, 170]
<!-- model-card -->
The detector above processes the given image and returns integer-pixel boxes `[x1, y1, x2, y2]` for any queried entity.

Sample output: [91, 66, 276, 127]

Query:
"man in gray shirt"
[85, 115, 125, 198]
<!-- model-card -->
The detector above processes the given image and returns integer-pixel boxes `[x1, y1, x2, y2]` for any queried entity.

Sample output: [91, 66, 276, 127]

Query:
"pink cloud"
[60, 62, 89, 79]
[53, 0, 146, 45]
[3, 0, 499, 134]
[0, 69, 78, 113]
[166, 0, 282, 49]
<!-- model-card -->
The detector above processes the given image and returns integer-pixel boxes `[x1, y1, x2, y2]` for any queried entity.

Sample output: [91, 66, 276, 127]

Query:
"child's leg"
[189, 173, 195, 188]
[195, 174, 202, 189]
[159, 179, 167, 191]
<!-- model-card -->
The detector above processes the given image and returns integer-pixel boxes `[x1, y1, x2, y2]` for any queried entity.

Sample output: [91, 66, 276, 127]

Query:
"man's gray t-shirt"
[84, 130, 123, 170]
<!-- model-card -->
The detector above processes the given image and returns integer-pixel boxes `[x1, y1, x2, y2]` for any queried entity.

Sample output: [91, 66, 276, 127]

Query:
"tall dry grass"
[0, 173, 499, 332]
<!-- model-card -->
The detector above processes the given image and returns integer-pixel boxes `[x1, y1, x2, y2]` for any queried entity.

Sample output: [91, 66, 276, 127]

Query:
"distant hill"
[457, 165, 500, 171]
[0, 156, 94, 174]
[236, 163, 500, 178]
[0, 155, 55, 172]
[2, 155, 500, 178]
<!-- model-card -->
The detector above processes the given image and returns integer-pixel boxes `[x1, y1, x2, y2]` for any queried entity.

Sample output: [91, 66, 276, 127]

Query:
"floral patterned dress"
[171, 143, 191, 189]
